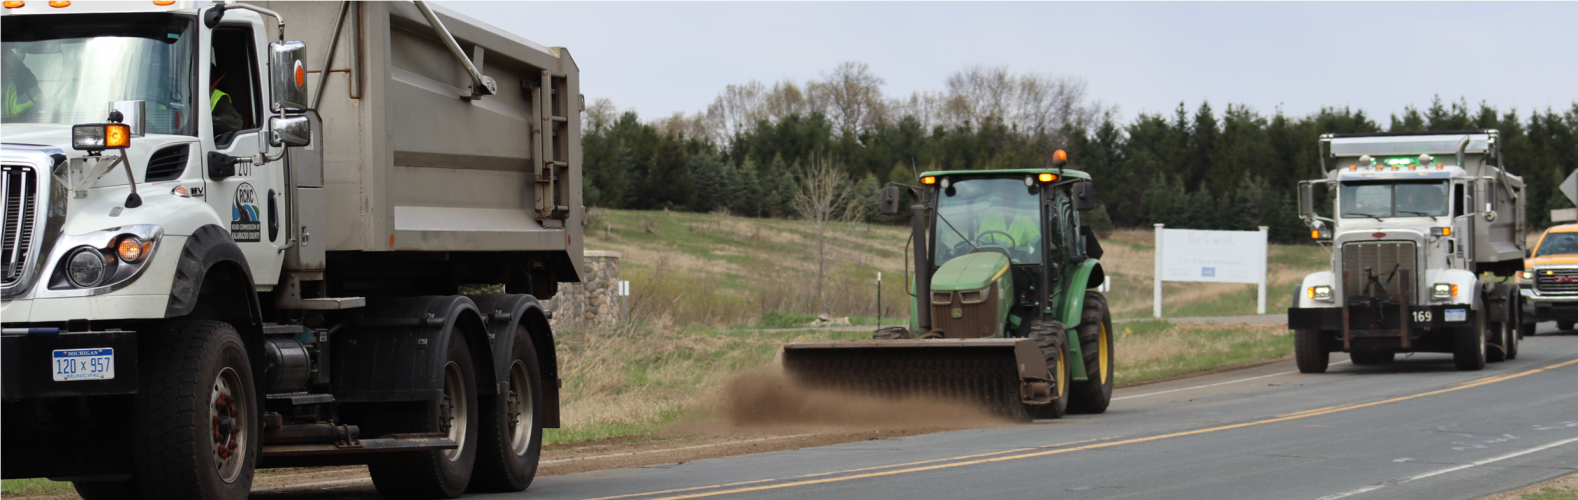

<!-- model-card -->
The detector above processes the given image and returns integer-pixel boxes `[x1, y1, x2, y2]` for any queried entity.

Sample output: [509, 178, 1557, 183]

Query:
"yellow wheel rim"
[1098, 322, 1111, 385]
[1056, 345, 1067, 397]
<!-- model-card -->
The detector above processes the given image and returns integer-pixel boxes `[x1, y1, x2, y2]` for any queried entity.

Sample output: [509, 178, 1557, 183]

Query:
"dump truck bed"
[255, 2, 582, 272]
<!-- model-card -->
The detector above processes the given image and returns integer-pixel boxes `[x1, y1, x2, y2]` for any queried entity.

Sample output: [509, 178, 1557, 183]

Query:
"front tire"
[1559, 321, 1574, 332]
[132, 320, 258, 500]
[1294, 330, 1329, 373]
[1453, 312, 1487, 371]
[1068, 293, 1114, 414]
[470, 326, 545, 493]
[1025, 321, 1070, 420]
[369, 333, 480, 499]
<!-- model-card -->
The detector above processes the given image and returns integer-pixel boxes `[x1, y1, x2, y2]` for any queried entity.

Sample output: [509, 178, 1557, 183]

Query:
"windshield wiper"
[1347, 212, 1386, 221]
[1396, 210, 1438, 217]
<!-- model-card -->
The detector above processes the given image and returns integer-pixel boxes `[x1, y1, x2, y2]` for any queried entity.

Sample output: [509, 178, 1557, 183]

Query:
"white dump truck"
[1289, 131, 1525, 373]
[1, 2, 582, 498]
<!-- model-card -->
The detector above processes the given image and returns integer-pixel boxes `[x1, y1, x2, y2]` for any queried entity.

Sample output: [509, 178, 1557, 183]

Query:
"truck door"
[204, 23, 287, 286]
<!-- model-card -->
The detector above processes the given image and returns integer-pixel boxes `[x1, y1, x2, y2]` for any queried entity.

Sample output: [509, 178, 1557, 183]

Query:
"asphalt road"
[269, 323, 1578, 500]
[517, 323, 1578, 500]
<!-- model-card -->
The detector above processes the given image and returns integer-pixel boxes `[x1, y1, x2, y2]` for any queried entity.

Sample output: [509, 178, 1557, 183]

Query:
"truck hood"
[1526, 254, 1578, 267]
[932, 252, 1011, 291]
[0, 123, 76, 148]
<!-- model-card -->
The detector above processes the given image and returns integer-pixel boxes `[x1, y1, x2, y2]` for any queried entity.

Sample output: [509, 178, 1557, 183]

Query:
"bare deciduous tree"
[817, 61, 887, 139]
[704, 80, 767, 145]
[583, 97, 619, 132]
[763, 79, 810, 122]
[791, 157, 853, 311]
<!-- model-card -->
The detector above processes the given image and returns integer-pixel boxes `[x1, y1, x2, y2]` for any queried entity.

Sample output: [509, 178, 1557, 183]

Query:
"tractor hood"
[932, 252, 1011, 292]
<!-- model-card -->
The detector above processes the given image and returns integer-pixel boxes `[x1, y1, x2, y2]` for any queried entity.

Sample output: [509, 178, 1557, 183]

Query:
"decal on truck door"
[231, 183, 261, 242]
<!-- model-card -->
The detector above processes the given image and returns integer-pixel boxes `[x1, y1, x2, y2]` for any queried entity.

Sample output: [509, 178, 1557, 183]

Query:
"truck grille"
[2, 165, 38, 285]
[1341, 241, 1417, 298]
[1535, 268, 1578, 295]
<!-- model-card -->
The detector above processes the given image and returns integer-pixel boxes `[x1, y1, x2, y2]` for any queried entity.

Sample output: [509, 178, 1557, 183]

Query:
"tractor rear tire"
[1068, 293, 1114, 415]
[131, 320, 258, 500]
[1025, 321, 1070, 420]
[470, 326, 544, 493]
[369, 333, 480, 499]
[1294, 330, 1329, 374]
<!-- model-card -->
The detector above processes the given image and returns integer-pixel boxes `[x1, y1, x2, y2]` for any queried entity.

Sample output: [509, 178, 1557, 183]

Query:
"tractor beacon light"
[921, 176, 936, 185]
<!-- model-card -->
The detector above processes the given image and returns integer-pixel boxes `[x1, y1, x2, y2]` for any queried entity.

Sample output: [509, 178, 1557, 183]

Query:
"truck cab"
[1289, 131, 1525, 372]
[1519, 223, 1578, 335]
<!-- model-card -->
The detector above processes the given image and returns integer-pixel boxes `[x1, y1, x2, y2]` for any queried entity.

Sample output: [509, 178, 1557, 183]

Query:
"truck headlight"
[65, 247, 108, 287]
[1433, 283, 1457, 298]
[1308, 285, 1332, 301]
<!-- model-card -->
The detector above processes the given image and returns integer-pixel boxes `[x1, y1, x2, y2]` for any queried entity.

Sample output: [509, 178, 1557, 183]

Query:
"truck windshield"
[2, 14, 195, 136]
[1536, 233, 1578, 257]
[1340, 181, 1449, 219]
[934, 177, 1042, 266]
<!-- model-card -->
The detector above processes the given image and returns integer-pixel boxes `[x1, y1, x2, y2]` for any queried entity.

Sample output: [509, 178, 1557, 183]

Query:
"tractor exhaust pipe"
[912, 203, 931, 332]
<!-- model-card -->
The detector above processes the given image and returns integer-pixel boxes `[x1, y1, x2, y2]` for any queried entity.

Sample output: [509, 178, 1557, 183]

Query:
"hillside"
[582, 209, 1330, 326]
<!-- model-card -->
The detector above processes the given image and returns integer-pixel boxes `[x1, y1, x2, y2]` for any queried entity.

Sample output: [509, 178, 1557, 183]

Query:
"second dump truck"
[783, 152, 1115, 420]
[1290, 131, 1526, 372]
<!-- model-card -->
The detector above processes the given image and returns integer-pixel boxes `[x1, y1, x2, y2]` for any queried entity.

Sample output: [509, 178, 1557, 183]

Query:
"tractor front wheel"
[1068, 292, 1114, 414]
[1025, 321, 1070, 420]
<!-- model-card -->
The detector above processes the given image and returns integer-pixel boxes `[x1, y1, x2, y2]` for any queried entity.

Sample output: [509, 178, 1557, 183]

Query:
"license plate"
[1445, 309, 1467, 322]
[52, 348, 115, 381]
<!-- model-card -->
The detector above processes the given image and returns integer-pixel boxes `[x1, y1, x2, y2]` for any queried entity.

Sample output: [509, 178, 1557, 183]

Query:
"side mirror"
[1072, 181, 1096, 211]
[203, 4, 226, 29]
[1298, 182, 1314, 219]
[108, 101, 146, 137]
[1526, 248, 1533, 259]
[269, 41, 309, 113]
[268, 115, 311, 148]
[879, 186, 901, 216]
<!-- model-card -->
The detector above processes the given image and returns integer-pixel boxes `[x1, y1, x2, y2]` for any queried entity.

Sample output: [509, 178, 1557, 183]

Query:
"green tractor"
[783, 152, 1116, 420]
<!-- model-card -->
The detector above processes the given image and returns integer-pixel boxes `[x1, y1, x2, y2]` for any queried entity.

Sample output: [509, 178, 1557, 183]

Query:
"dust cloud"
[718, 369, 1012, 430]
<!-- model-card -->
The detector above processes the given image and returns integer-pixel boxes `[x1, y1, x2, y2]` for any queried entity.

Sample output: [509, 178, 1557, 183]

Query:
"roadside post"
[618, 280, 630, 322]
[1153, 225, 1270, 318]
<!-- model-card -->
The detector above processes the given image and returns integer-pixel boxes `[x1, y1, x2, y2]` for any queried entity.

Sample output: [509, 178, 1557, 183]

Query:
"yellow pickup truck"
[1521, 224, 1578, 336]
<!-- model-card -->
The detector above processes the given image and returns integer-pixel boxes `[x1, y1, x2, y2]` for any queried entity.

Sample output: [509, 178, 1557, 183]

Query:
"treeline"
[581, 61, 1578, 242]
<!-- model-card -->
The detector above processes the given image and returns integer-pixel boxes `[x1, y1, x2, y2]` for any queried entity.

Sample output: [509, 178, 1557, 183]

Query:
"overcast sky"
[446, 1, 1578, 125]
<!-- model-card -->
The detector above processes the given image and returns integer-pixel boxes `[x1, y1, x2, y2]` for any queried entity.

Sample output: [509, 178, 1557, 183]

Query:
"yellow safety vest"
[210, 89, 230, 110]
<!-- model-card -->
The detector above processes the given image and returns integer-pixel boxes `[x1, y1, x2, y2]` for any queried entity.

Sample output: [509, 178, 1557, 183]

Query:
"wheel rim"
[1098, 322, 1110, 385]
[1056, 345, 1067, 397]
[506, 359, 534, 456]
[441, 361, 468, 462]
[210, 366, 248, 483]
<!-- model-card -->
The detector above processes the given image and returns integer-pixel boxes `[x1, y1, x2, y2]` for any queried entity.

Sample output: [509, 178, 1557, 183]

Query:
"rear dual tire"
[470, 326, 545, 493]
[369, 334, 480, 499]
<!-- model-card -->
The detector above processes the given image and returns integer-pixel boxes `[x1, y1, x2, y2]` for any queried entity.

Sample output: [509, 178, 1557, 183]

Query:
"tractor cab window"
[934, 177, 1042, 266]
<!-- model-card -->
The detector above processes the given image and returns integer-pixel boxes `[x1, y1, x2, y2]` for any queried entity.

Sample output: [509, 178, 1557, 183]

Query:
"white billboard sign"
[1154, 225, 1269, 317]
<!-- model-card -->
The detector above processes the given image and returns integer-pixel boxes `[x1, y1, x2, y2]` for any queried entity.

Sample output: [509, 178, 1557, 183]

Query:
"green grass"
[1524, 486, 1578, 500]
[1114, 322, 1292, 385]
[1, 477, 75, 497]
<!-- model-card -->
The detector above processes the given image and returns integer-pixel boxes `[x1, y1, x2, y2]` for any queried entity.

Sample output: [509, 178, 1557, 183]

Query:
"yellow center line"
[635, 356, 1578, 500]
[584, 437, 1114, 500]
